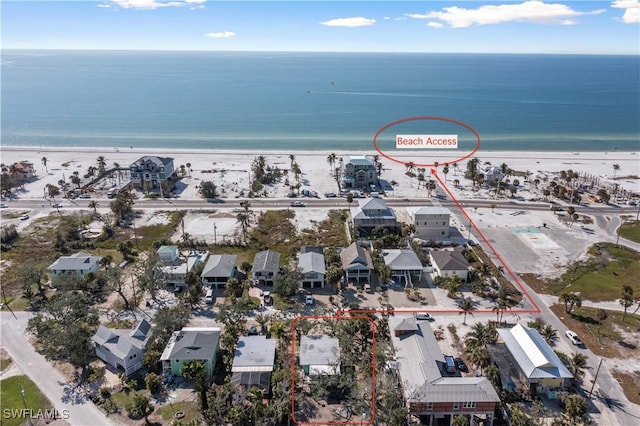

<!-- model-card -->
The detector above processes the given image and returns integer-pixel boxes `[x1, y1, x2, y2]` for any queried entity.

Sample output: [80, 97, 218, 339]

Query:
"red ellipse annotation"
[372, 116, 481, 168]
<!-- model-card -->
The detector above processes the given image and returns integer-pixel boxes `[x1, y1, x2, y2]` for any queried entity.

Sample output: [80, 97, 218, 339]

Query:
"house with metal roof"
[160, 327, 221, 377]
[389, 316, 500, 426]
[47, 252, 101, 279]
[298, 251, 326, 289]
[252, 250, 281, 285]
[381, 249, 423, 287]
[407, 206, 451, 241]
[200, 254, 238, 288]
[300, 335, 341, 376]
[160, 250, 209, 288]
[129, 155, 175, 190]
[156, 245, 179, 263]
[92, 320, 152, 376]
[488, 324, 573, 399]
[231, 335, 276, 395]
[341, 155, 378, 190]
[351, 197, 398, 238]
[340, 242, 374, 284]
[429, 247, 470, 282]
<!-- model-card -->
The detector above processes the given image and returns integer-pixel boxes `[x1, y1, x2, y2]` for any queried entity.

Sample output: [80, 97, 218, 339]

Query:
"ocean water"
[1, 50, 639, 152]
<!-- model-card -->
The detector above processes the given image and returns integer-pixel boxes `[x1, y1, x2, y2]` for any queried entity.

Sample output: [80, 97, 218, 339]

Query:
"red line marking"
[430, 168, 541, 314]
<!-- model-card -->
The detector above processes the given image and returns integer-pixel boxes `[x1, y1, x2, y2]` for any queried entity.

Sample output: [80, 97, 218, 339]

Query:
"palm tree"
[457, 298, 476, 325]
[70, 175, 81, 189]
[453, 179, 460, 188]
[289, 154, 296, 168]
[569, 352, 587, 383]
[255, 314, 271, 334]
[539, 324, 558, 345]
[406, 161, 415, 173]
[566, 206, 576, 226]
[186, 162, 192, 177]
[236, 212, 251, 243]
[96, 156, 107, 175]
[346, 192, 354, 209]
[327, 153, 337, 176]
[442, 164, 450, 182]
[41, 156, 49, 173]
[88, 200, 99, 214]
[465, 322, 497, 348]
[465, 345, 490, 374]
[612, 163, 620, 178]
[179, 164, 186, 177]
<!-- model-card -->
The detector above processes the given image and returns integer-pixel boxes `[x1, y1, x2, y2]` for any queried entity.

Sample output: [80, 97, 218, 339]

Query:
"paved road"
[0, 312, 114, 426]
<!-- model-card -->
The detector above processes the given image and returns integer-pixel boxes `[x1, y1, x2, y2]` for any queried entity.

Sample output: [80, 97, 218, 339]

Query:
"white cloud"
[612, 0, 640, 23]
[320, 17, 376, 27]
[204, 31, 236, 39]
[427, 21, 444, 29]
[407, 1, 605, 28]
[101, 0, 204, 9]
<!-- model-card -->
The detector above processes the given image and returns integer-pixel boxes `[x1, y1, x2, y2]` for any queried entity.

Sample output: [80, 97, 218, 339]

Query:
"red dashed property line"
[431, 169, 541, 315]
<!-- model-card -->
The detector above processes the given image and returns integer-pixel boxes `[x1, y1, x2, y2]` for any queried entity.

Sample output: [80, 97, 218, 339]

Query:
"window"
[463, 402, 476, 409]
[427, 403, 433, 411]
[453, 402, 459, 410]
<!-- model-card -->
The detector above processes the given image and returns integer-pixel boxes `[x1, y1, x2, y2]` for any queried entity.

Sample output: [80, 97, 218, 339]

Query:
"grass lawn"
[610, 369, 640, 406]
[618, 220, 640, 243]
[0, 376, 53, 426]
[0, 358, 13, 371]
[549, 304, 640, 359]
[155, 400, 201, 423]
[544, 243, 640, 301]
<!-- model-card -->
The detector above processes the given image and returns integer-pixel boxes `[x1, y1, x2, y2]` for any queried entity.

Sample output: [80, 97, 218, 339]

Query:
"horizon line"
[2, 48, 638, 56]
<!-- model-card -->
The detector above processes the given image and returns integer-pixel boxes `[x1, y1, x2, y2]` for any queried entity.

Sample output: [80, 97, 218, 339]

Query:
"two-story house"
[340, 242, 374, 284]
[298, 251, 326, 289]
[129, 155, 175, 190]
[160, 327, 221, 377]
[429, 247, 471, 282]
[252, 250, 281, 286]
[92, 320, 152, 377]
[200, 254, 238, 289]
[351, 197, 398, 238]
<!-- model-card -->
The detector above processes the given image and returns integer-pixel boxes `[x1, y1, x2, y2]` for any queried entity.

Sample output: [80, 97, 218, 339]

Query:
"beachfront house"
[340, 242, 374, 284]
[389, 316, 500, 426]
[200, 254, 238, 289]
[299, 335, 340, 376]
[252, 250, 281, 286]
[92, 320, 152, 377]
[231, 335, 276, 395]
[407, 206, 451, 241]
[351, 197, 398, 238]
[429, 247, 470, 282]
[160, 327, 221, 377]
[47, 252, 101, 279]
[482, 166, 504, 184]
[156, 245, 179, 263]
[341, 156, 378, 190]
[129, 155, 175, 191]
[298, 251, 326, 289]
[381, 249, 423, 287]
[488, 324, 573, 399]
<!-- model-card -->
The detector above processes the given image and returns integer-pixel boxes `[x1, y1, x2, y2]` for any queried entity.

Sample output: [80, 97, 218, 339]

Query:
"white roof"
[298, 252, 326, 275]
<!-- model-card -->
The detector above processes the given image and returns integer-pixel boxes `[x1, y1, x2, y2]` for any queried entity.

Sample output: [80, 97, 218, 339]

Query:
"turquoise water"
[2, 51, 639, 151]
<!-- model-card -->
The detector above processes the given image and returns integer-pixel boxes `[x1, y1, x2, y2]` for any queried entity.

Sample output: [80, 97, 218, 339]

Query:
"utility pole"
[214, 223, 217, 244]
[589, 358, 604, 397]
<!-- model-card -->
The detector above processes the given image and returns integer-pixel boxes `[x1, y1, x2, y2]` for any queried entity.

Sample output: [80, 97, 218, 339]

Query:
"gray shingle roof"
[300, 335, 340, 366]
[92, 320, 152, 360]
[201, 254, 237, 278]
[497, 324, 573, 380]
[429, 248, 470, 271]
[389, 316, 499, 404]
[298, 252, 326, 275]
[164, 328, 221, 361]
[130, 155, 173, 168]
[252, 250, 281, 274]
[382, 249, 423, 271]
[340, 242, 374, 270]
[47, 252, 101, 271]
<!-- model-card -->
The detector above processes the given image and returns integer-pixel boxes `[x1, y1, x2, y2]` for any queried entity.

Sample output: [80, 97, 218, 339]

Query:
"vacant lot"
[618, 220, 640, 243]
[0, 375, 53, 426]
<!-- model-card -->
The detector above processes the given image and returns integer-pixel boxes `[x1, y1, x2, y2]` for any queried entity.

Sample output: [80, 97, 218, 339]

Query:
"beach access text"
[396, 134, 458, 149]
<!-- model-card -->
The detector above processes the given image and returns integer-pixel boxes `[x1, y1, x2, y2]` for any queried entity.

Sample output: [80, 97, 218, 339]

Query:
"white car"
[291, 201, 306, 207]
[415, 313, 435, 321]
[305, 295, 314, 305]
[0, 203, 8, 208]
[20, 214, 29, 220]
[565, 330, 582, 345]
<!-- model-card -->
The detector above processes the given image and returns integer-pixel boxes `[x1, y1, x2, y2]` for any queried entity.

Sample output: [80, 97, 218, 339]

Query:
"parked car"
[20, 214, 29, 220]
[324, 192, 337, 198]
[444, 355, 456, 373]
[305, 295, 314, 305]
[0, 203, 8, 208]
[415, 313, 435, 321]
[454, 357, 468, 372]
[565, 330, 582, 345]
[205, 288, 214, 304]
[51, 203, 63, 208]
[78, 193, 91, 199]
[263, 291, 272, 305]
[291, 201, 306, 207]
[247, 326, 259, 336]
[173, 285, 183, 294]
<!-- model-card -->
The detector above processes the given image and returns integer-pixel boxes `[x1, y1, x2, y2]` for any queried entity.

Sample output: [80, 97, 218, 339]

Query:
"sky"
[2, 1, 639, 54]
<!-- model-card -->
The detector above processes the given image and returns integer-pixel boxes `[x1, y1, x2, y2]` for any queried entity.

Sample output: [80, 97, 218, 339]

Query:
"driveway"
[0, 311, 115, 426]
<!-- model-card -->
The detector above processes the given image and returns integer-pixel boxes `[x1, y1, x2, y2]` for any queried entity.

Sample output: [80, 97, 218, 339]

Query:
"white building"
[407, 206, 451, 240]
[47, 252, 101, 279]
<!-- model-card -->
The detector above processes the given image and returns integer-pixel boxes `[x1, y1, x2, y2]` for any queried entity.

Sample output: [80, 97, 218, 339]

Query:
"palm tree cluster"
[463, 322, 497, 374]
